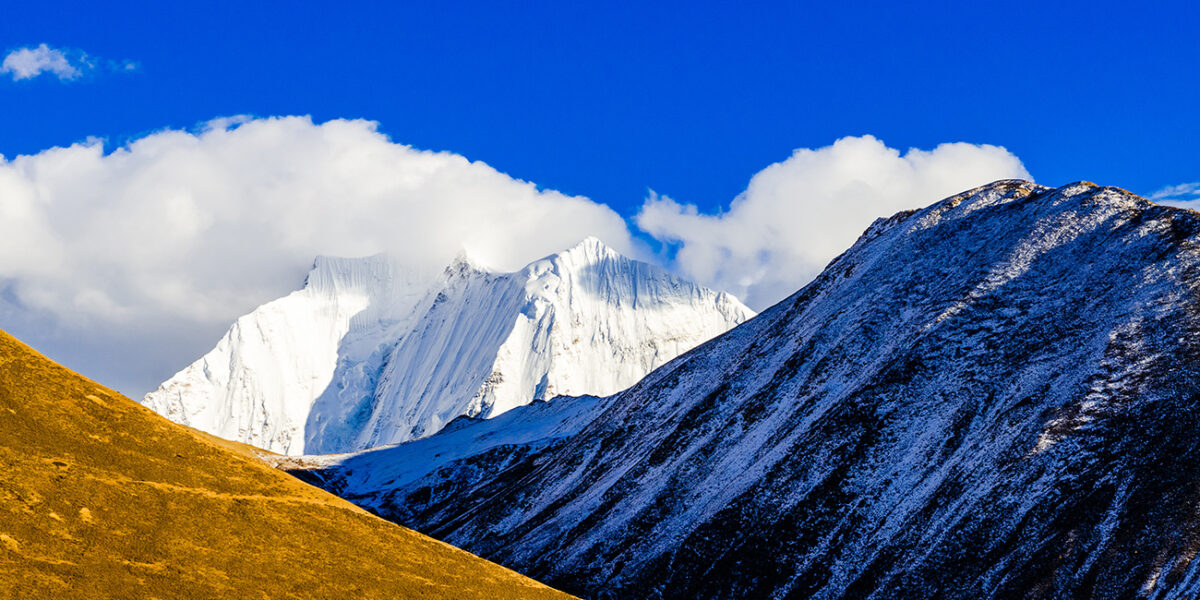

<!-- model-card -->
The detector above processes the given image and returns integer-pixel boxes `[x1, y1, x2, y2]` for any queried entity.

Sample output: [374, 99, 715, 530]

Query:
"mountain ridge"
[145, 238, 754, 455]
[293, 180, 1200, 599]
[0, 326, 571, 599]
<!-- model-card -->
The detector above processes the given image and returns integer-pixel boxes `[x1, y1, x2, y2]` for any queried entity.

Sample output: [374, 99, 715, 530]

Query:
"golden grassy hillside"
[0, 329, 572, 599]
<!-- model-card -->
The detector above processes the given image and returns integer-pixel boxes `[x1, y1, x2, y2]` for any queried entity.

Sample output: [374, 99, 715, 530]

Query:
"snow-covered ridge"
[293, 181, 1200, 599]
[140, 253, 432, 455]
[143, 238, 754, 455]
[273, 394, 608, 517]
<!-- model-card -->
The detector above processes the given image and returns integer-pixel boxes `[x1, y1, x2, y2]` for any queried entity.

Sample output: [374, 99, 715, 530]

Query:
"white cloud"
[2, 44, 138, 82]
[0, 116, 635, 393]
[2, 44, 83, 81]
[0, 123, 1034, 395]
[636, 135, 1031, 309]
[1148, 182, 1200, 209]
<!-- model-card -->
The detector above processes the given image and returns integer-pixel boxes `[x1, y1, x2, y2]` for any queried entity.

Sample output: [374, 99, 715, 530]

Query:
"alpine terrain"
[293, 180, 1200, 599]
[0, 327, 570, 599]
[143, 238, 753, 455]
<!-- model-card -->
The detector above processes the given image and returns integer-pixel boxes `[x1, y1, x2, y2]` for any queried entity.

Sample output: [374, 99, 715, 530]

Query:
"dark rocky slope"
[298, 180, 1200, 599]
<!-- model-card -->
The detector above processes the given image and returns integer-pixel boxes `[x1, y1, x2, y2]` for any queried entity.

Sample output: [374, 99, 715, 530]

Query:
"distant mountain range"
[290, 181, 1200, 599]
[143, 238, 753, 455]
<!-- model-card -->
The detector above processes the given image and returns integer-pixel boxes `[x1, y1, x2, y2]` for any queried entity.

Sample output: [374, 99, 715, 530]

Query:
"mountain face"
[293, 181, 1200, 599]
[274, 394, 605, 528]
[0, 327, 570, 599]
[141, 254, 431, 456]
[144, 238, 753, 455]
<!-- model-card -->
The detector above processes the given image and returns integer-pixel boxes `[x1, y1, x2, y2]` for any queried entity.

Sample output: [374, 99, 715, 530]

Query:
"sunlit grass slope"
[0, 328, 571, 599]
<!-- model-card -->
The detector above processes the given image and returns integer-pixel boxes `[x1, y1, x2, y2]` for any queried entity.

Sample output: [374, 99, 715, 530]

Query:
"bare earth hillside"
[0, 328, 571, 599]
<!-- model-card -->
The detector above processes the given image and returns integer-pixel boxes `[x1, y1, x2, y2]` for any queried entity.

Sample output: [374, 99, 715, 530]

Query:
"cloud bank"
[0, 116, 634, 392]
[0, 121, 1030, 394]
[1149, 182, 1200, 209]
[2, 44, 137, 82]
[636, 135, 1031, 309]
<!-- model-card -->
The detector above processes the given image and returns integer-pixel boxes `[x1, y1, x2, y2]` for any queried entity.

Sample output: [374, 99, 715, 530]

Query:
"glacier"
[143, 238, 754, 455]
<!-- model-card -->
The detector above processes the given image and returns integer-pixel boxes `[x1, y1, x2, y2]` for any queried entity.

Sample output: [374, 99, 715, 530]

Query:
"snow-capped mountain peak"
[558, 235, 618, 259]
[445, 249, 492, 277]
[144, 239, 754, 455]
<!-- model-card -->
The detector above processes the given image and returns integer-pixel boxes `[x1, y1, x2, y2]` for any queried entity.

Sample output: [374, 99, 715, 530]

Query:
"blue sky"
[3, 0, 1197, 212]
[1, 0, 1198, 393]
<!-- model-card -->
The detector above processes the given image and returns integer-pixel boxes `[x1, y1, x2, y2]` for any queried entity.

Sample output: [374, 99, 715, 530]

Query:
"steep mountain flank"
[299, 181, 1200, 599]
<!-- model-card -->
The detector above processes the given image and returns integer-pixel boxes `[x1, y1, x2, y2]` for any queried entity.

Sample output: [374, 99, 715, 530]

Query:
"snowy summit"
[143, 238, 754, 455]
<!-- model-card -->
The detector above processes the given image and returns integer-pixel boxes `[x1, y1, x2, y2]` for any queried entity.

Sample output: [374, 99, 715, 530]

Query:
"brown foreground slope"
[0, 329, 571, 599]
